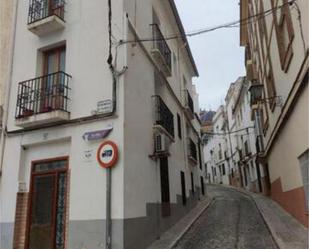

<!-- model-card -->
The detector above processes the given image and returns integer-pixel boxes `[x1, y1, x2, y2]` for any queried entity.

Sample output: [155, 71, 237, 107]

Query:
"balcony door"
[27, 158, 68, 249]
[42, 46, 66, 112]
[42, 0, 64, 19]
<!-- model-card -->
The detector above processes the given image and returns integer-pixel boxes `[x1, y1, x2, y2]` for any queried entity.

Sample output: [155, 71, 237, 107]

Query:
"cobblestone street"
[173, 185, 278, 249]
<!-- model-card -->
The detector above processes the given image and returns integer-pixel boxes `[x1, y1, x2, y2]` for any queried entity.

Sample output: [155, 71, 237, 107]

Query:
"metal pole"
[106, 168, 112, 249]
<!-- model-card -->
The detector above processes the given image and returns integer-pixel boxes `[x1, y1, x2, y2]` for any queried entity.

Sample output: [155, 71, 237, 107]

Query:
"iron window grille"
[15, 71, 71, 119]
[185, 90, 194, 114]
[28, 0, 65, 24]
[188, 138, 198, 162]
[151, 24, 172, 70]
[153, 95, 174, 138]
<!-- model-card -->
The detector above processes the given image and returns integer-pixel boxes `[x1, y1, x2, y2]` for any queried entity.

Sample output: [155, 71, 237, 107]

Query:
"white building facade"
[203, 106, 230, 186]
[240, 0, 308, 227]
[225, 77, 263, 193]
[203, 77, 264, 193]
[0, 1, 205, 249]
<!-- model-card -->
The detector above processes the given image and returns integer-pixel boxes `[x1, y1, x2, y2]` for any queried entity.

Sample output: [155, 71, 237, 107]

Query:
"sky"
[175, 0, 246, 111]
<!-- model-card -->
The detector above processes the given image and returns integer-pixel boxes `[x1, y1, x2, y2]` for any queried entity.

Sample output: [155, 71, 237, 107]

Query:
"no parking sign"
[97, 141, 119, 168]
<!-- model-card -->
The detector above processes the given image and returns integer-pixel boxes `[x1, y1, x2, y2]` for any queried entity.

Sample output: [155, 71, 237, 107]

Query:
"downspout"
[0, 0, 19, 176]
[106, 0, 115, 248]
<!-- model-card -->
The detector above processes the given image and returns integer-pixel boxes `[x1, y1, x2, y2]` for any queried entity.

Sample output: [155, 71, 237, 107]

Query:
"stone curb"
[168, 197, 215, 249]
[223, 185, 283, 249]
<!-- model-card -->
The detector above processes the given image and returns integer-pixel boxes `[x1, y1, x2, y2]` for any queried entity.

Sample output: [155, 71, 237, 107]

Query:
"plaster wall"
[6, 0, 125, 131]
[0, 0, 16, 106]
[268, 84, 308, 192]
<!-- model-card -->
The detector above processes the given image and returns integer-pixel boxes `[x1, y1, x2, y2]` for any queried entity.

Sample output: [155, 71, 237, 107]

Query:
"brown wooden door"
[28, 174, 57, 249]
[27, 158, 68, 249]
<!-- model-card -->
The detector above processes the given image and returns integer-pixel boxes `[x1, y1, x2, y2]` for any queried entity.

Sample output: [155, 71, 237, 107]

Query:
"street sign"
[82, 125, 113, 141]
[97, 141, 118, 168]
[97, 99, 113, 114]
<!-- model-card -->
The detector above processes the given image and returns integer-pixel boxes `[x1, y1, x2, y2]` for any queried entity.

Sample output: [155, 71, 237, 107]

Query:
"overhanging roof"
[168, 0, 199, 77]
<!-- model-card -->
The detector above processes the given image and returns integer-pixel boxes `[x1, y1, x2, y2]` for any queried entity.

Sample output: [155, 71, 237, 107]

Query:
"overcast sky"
[175, 0, 245, 111]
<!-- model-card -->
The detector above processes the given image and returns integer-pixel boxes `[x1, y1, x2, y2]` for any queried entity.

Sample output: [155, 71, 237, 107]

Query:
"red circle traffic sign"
[97, 141, 119, 168]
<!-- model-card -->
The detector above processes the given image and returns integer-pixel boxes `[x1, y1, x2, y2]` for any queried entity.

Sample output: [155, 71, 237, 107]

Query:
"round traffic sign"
[97, 141, 119, 168]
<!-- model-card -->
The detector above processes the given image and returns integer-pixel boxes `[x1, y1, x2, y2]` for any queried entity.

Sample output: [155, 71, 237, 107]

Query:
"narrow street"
[173, 185, 278, 249]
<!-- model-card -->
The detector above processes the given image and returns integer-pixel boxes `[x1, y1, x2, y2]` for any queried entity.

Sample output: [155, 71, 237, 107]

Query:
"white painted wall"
[123, 0, 203, 218]
[0, 0, 203, 233]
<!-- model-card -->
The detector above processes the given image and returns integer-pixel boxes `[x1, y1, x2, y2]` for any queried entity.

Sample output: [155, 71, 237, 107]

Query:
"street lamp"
[248, 80, 283, 107]
[248, 81, 263, 106]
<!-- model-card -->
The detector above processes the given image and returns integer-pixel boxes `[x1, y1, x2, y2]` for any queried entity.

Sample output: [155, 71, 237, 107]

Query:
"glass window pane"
[34, 160, 67, 172]
[59, 50, 66, 72]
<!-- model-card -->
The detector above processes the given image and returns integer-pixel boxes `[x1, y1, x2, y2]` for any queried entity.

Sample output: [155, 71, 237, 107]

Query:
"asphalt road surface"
[173, 185, 278, 249]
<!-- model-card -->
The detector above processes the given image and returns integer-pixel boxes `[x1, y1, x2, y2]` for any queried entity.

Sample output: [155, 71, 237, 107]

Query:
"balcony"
[27, 0, 66, 36]
[152, 95, 174, 140]
[184, 90, 194, 120]
[15, 71, 71, 128]
[150, 24, 172, 77]
[188, 138, 198, 165]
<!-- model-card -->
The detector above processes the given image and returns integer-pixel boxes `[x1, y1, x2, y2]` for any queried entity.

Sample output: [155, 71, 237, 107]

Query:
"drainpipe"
[0, 0, 19, 176]
[225, 115, 234, 185]
[105, 0, 116, 248]
[254, 107, 264, 193]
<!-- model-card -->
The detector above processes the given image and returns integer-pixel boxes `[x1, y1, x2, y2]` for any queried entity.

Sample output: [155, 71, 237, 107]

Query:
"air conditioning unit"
[154, 133, 167, 153]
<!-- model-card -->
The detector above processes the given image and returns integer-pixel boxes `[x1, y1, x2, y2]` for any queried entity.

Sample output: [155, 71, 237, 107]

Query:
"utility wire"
[203, 126, 255, 136]
[118, 0, 296, 45]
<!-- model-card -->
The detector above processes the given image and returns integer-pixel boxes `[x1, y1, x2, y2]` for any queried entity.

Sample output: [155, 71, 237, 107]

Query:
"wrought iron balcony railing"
[188, 138, 198, 162]
[153, 95, 174, 138]
[185, 90, 194, 114]
[16, 71, 71, 119]
[151, 24, 172, 70]
[28, 0, 65, 24]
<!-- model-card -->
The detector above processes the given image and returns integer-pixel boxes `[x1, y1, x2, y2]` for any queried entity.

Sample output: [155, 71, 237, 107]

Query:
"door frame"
[25, 156, 69, 249]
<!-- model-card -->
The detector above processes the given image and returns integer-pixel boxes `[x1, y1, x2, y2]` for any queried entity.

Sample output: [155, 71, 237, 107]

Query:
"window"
[244, 166, 248, 186]
[257, 0, 268, 62]
[250, 161, 256, 180]
[160, 157, 171, 217]
[222, 164, 226, 175]
[42, 46, 66, 111]
[271, 0, 294, 72]
[180, 171, 186, 206]
[265, 60, 277, 111]
[244, 141, 250, 155]
[299, 150, 309, 211]
[28, 0, 65, 25]
[183, 76, 187, 86]
[152, 8, 160, 25]
[173, 52, 177, 76]
[44, 46, 66, 75]
[177, 113, 182, 139]
[200, 177, 205, 195]
[198, 142, 203, 170]
[27, 158, 68, 249]
[190, 172, 195, 196]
